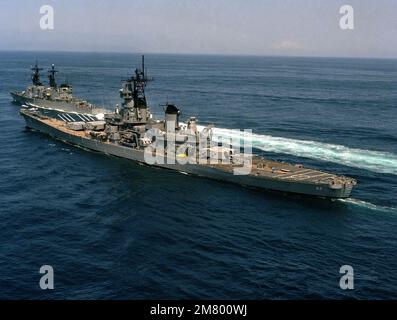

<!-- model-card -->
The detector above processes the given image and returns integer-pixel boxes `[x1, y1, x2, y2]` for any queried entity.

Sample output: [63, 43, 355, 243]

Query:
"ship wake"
[203, 126, 397, 176]
[336, 198, 397, 214]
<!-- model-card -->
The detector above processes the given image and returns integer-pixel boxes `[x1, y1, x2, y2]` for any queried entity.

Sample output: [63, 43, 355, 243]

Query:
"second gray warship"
[11, 62, 107, 116]
[20, 57, 357, 198]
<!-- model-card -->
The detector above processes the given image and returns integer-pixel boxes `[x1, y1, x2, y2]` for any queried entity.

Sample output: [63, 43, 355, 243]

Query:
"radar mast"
[119, 55, 152, 124]
[48, 64, 58, 88]
[31, 61, 43, 86]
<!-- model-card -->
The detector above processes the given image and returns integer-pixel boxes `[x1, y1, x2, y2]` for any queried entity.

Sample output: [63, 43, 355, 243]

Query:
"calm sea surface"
[0, 52, 396, 299]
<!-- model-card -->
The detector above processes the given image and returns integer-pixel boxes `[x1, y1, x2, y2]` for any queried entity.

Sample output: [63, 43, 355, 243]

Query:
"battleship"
[11, 62, 107, 116]
[20, 56, 357, 198]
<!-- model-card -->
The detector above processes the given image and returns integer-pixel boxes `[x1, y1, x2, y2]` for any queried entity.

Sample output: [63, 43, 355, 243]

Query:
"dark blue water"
[1, 52, 397, 299]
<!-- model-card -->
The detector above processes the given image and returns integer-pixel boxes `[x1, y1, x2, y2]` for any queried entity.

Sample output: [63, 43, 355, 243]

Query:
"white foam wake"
[204, 126, 397, 175]
[337, 198, 397, 214]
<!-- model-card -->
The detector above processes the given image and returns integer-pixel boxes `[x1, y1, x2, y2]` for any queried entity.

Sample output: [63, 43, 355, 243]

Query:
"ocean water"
[0, 51, 397, 299]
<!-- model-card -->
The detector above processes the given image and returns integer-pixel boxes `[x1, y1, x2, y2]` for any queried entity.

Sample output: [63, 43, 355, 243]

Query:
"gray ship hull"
[11, 92, 104, 115]
[21, 111, 354, 199]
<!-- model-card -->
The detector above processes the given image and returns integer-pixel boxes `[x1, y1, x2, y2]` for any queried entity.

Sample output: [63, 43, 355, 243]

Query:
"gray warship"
[11, 62, 107, 115]
[20, 56, 357, 198]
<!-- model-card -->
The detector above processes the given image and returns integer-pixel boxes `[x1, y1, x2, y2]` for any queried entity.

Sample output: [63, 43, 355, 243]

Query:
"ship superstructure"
[11, 62, 107, 115]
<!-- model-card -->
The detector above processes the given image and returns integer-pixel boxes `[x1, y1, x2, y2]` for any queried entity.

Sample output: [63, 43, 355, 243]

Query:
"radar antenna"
[31, 61, 43, 86]
[48, 64, 58, 88]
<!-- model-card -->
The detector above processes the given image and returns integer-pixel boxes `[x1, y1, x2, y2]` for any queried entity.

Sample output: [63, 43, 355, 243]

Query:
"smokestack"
[165, 104, 180, 131]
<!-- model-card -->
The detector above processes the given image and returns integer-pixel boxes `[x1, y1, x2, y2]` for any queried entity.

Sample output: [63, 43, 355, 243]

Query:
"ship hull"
[21, 111, 353, 199]
[10, 92, 30, 105]
[11, 92, 103, 115]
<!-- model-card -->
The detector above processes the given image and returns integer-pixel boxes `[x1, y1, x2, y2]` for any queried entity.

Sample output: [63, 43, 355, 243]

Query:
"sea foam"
[203, 126, 397, 175]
